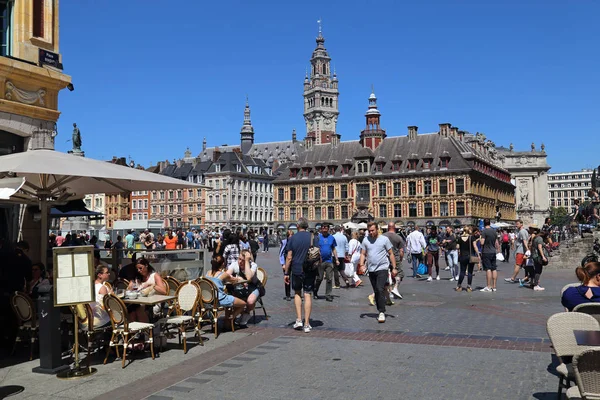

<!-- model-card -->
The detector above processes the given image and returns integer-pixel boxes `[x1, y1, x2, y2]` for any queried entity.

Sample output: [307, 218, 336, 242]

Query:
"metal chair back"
[546, 312, 600, 358]
[573, 348, 600, 399]
[11, 292, 36, 326]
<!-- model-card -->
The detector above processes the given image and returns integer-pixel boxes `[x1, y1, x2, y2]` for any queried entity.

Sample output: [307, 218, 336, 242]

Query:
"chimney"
[213, 147, 221, 162]
[458, 130, 465, 141]
[439, 123, 451, 137]
[292, 128, 297, 142]
[450, 126, 459, 138]
[408, 126, 418, 140]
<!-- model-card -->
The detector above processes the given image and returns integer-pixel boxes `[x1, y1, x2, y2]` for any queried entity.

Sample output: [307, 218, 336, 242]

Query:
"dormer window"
[375, 162, 385, 172]
[408, 159, 418, 170]
[327, 165, 336, 176]
[341, 164, 350, 175]
[440, 157, 451, 169]
[423, 158, 433, 169]
[392, 161, 401, 172]
[215, 164, 221, 172]
[290, 168, 298, 178]
[316, 166, 325, 177]
[356, 161, 370, 175]
[236, 164, 242, 172]
[302, 167, 310, 178]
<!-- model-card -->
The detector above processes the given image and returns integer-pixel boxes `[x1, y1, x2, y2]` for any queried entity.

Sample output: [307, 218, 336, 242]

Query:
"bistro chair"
[10, 292, 38, 360]
[561, 283, 582, 297]
[103, 293, 155, 368]
[573, 303, 600, 324]
[161, 281, 202, 353]
[69, 303, 111, 370]
[252, 267, 269, 323]
[164, 276, 182, 317]
[103, 281, 113, 291]
[114, 278, 130, 292]
[566, 348, 600, 400]
[197, 278, 234, 339]
[547, 312, 600, 399]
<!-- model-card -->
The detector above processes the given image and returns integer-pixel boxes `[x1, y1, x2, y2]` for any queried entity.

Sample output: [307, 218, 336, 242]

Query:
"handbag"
[417, 263, 428, 275]
[468, 236, 480, 264]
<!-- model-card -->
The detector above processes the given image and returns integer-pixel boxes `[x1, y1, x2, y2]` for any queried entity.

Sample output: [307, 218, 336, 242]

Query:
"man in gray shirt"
[480, 219, 499, 292]
[359, 222, 397, 323]
[505, 219, 529, 283]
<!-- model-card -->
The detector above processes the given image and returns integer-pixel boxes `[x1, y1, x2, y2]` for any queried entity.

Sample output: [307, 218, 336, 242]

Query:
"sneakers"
[368, 294, 375, 306]
[491, 288, 497, 292]
[377, 312, 386, 323]
[533, 285, 545, 291]
[293, 320, 303, 330]
[444, 266, 450, 271]
[238, 313, 252, 327]
[466, 286, 472, 292]
[504, 278, 517, 283]
[391, 288, 402, 299]
[386, 297, 394, 306]
[480, 287, 492, 292]
[436, 276, 440, 281]
[427, 276, 433, 282]
[303, 324, 312, 333]
[333, 285, 341, 289]
[455, 286, 462, 292]
[449, 277, 456, 282]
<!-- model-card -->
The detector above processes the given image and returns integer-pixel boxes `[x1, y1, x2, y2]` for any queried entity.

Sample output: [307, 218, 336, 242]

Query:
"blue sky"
[56, 0, 599, 173]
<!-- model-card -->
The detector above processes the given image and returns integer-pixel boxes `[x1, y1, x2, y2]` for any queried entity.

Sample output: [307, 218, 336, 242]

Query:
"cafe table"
[573, 330, 600, 346]
[122, 294, 175, 305]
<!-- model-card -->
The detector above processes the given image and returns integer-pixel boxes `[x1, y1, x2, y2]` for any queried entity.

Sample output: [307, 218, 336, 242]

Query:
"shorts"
[219, 294, 235, 308]
[250, 288, 260, 298]
[481, 253, 497, 271]
[292, 272, 316, 294]
[515, 253, 525, 267]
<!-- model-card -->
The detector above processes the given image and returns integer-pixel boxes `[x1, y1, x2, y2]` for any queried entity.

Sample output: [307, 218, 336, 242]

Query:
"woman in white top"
[226, 250, 259, 327]
[348, 231, 363, 287]
[127, 258, 167, 322]
[93, 265, 112, 327]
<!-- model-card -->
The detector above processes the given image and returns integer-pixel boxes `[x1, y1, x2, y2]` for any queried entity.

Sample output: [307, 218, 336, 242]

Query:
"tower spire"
[317, 18, 322, 37]
[240, 96, 254, 154]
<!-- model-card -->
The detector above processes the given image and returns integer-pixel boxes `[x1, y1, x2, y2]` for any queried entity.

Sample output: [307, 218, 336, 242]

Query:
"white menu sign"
[53, 246, 95, 306]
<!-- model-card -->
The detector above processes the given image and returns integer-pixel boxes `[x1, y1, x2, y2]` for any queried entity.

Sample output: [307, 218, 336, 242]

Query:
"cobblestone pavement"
[2, 249, 578, 399]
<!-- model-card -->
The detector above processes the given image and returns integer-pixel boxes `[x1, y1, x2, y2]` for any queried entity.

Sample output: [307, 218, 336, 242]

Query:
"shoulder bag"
[469, 236, 480, 264]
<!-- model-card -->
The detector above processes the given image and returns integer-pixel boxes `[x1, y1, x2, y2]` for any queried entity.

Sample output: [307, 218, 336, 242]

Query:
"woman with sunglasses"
[227, 250, 259, 327]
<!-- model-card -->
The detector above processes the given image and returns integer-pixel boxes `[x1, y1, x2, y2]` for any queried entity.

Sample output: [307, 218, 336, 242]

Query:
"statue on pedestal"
[72, 123, 82, 152]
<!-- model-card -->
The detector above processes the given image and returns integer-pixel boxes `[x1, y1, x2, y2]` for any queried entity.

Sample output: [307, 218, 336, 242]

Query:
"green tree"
[549, 206, 569, 226]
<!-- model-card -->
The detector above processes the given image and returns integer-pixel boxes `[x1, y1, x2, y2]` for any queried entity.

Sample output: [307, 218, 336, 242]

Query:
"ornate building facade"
[274, 89, 516, 230]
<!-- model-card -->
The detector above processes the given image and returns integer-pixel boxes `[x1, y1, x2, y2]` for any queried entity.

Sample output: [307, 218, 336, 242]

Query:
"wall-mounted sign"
[39, 49, 62, 70]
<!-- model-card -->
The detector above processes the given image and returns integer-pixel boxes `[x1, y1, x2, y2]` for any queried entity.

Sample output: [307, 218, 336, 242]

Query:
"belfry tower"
[303, 21, 339, 146]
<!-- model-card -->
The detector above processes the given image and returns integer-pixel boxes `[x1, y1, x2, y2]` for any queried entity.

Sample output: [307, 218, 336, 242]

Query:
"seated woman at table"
[127, 258, 167, 322]
[561, 261, 600, 311]
[227, 250, 259, 327]
[29, 262, 49, 298]
[92, 265, 113, 328]
[206, 255, 246, 322]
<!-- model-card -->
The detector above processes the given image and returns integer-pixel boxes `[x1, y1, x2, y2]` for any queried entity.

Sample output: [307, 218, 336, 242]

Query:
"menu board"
[53, 246, 95, 306]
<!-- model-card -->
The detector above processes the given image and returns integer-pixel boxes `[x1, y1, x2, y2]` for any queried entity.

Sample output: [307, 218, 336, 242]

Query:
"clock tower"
[303, 23, 339, 146]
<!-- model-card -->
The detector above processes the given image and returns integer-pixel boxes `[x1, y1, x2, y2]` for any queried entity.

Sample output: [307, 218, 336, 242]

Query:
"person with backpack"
[383, 222, 405, 300]
[501, 229, 511, 263]
[529, 227, 548, 291]
[283, 217, 315, 333]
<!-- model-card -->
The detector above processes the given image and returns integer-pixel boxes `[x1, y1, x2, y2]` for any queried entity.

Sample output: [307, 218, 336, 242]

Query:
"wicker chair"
[10, 291, 38, 360]
[573, 303, 600, 324]
[161, 281, 202, 353]
[547, 312, 600, 399]
[252, 267, 269, 323]
[164, 276, 182, 317]
[103, 293, 155, 368]
[197, 278, 234, 339]
[69, 303, 111, 369]
[566, 348, 600, 399]
[562, 283, 583, 297]
[114, 279, 130, 292]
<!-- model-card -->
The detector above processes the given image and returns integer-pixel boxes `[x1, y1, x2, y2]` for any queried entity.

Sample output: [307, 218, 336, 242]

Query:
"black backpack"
[303, 234, 321, 273]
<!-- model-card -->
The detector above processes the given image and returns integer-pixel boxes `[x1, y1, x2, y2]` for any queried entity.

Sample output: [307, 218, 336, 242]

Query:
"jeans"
[263, 239, 269, 252]
[369, 269, 388, 313]
[457, 256, 474, 287]
[446, 250, 459, 279]
[411, 253, 423, 277]
[531, 261, 543, 287]
[315, 261, 334, 296]
[501, 243, 510, 262]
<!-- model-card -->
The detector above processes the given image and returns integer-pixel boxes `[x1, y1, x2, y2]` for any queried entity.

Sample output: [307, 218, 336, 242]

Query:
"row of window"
[276, 201, 466, 221]
[549, 190, 587, 199]
[132, 199, 149, 210]
[152, 189, 202, 201]
[206, 179, 273, 192]
[549, 182, 591, 189]
[290, 158, 452, 178]
[551, 199, 581, 208]
[278, 179, 465, 202]
[206, 210, 273, 222]
[131, 213, 148, 221]
[207, 195, 273, 207]
[151, 203, 202, 214]
[548, 174, 592, 181]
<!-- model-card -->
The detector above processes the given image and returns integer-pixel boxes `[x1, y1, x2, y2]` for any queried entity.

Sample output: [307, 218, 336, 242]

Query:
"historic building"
[0, 0, 72, 248]
[273, 87, 516, 230]
[548, 169, 594, 211]
[130, 191, 150, 221]
[83, 193, 106, 229]
[497, 144, 551, 225]
[104, 157, 131, 228]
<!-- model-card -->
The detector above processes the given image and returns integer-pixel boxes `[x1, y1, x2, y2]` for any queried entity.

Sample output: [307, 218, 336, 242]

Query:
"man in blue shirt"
[284, 217, 314, 333]
[314, 224, 338, 302]
[125, 230, 135, 256]
[332, 226, 351, 288]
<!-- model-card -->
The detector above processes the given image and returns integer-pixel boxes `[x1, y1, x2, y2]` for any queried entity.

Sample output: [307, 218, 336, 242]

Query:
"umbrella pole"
[40, 197, 48, 266]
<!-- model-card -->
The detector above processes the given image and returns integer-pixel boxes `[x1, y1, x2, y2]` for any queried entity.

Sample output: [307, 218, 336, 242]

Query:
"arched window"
[322, 64, 327, 74]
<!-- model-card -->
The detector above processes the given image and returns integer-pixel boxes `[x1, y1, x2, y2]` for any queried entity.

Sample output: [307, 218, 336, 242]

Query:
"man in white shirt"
[332, 226, 351, 288]
[406, 225, 426, 278]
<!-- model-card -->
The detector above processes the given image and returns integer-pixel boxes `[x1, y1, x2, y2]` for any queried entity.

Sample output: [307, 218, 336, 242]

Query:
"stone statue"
[531, 142, 535, 152]
[72, 123, 82, 152]
[509, 143, 514, 151]
[541, 143, 545, 152]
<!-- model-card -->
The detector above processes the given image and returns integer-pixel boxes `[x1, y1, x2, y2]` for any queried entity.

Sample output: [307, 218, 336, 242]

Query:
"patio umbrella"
[0, 149, 203, 262]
